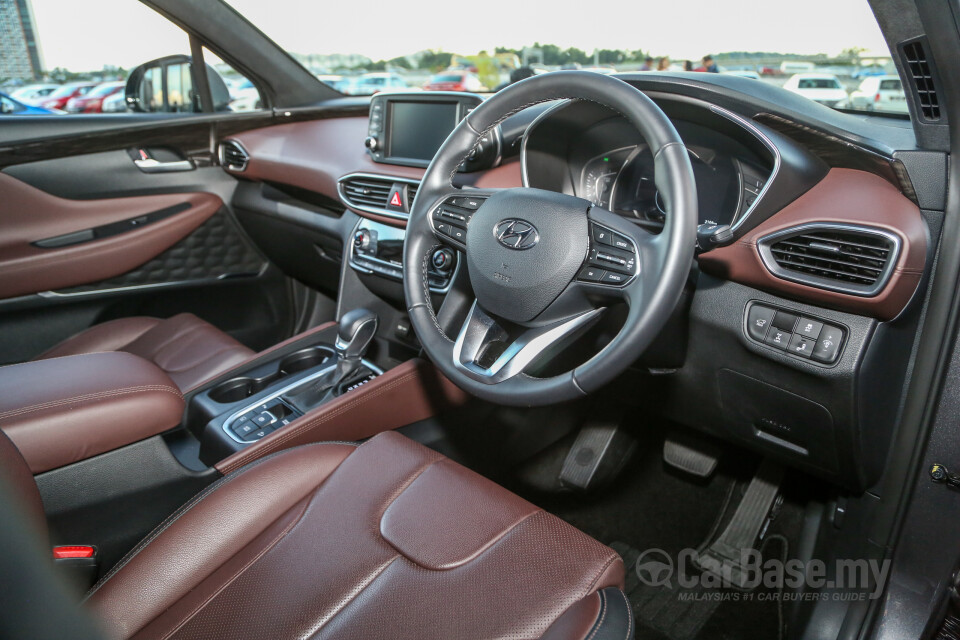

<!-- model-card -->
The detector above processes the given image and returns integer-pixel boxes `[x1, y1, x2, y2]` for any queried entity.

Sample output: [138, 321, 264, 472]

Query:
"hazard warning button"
[386, 185, 406, 211]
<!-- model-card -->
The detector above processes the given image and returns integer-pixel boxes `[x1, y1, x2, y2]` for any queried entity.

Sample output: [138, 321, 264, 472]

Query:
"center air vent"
[757, 224, 900, 297]
[219, 140, 249, 172]
[338, 173, 420, 220]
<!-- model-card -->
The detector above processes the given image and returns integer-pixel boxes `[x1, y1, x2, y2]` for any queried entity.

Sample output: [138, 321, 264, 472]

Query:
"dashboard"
[523, 100, 775, 232]
[219, 77, 931, 492]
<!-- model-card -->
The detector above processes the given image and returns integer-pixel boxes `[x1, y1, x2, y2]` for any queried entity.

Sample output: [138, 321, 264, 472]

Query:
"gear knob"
[335, 308, 378, 361]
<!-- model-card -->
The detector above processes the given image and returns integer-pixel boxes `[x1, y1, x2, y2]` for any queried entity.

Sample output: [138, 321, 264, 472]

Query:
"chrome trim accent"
[347, 219, 458, 294]
[221, 358, 384, 443]
[520, 100, 569, 188]
[707, 105, 781, 234]
[756, 222, 902, 297]
[37, 264, 269, 299]
[452, 301, 604, 384]
[218, 140, 250, 172]
[337, 172, 421, 221]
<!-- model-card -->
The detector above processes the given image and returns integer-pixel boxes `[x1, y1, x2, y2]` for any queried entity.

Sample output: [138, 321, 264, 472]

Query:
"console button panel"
[745, 302, 845, 364]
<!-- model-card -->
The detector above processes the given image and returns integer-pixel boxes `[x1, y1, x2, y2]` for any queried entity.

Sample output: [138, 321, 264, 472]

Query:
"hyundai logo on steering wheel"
[494, 219, 540, 250]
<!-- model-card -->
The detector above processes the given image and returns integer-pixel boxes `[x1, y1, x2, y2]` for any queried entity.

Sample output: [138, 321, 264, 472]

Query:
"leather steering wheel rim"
[404, 71, 698, 406]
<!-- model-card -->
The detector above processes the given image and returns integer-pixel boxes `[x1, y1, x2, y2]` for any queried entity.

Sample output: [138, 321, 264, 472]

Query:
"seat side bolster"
[85, 442, 355, 640]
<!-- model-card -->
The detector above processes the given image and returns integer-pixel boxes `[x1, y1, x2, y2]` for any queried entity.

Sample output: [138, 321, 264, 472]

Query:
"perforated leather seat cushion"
[84, 431, 627, 640]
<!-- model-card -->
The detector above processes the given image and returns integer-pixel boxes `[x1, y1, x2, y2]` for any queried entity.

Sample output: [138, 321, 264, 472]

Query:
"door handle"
[134, 157, 195, 173]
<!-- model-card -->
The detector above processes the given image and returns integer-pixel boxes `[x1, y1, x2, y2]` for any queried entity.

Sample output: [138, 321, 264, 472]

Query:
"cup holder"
[208, 345, 335, 404]
[279, 346, 334, 376]
[209, 376, 273, 404]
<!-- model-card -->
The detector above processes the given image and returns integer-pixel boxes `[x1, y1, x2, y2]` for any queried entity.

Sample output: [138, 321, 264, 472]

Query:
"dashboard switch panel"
[745, 301, 845, 365]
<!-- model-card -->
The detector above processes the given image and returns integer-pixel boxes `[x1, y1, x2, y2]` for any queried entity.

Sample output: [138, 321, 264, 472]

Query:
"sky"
[29, 0, 891, 72]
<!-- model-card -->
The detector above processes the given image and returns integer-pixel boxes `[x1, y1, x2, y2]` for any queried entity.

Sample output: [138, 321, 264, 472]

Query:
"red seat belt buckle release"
[53, 545, 95, 559]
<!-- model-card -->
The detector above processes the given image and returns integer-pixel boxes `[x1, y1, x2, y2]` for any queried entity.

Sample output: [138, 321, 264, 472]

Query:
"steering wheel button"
[435, 222, 453, 237]
[610, 234, 633, 252]
[600, 271, 627, 285]
[591, 225, 615, 247]
[577, 266, 605, 282]
[449, 227, 466, 242]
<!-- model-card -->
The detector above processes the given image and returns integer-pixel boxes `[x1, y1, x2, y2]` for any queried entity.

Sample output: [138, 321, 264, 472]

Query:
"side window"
[6, 0, 264, 116]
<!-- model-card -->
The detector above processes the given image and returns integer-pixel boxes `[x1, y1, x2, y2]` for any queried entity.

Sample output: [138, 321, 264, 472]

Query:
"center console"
[190, 309, 385, 464]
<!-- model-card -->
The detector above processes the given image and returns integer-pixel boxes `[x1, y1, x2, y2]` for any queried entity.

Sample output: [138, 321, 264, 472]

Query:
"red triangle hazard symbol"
[390, 192, 402, 207]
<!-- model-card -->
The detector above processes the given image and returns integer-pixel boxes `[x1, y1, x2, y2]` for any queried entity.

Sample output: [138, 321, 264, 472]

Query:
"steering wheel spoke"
[452, 300, 604, 384]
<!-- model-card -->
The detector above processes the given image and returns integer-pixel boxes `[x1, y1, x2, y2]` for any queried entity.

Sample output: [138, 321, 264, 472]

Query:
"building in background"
[0, 0, 44, 81]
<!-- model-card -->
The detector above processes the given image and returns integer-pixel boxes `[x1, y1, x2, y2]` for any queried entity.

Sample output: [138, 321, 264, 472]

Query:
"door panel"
[0, 173, 221, 299]
[0, 136, 295, 363]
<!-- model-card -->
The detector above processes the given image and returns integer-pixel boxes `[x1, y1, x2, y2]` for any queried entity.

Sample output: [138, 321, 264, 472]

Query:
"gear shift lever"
[284, 308, 378, 413]
[332, 308, 378, 382]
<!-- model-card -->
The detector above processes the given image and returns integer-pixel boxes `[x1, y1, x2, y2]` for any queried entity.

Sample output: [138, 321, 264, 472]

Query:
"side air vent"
[219, 140, 249, 172]
[337, 173, 420, 220]
[757, 224, 900, 297]
[900, 38, 942, 122]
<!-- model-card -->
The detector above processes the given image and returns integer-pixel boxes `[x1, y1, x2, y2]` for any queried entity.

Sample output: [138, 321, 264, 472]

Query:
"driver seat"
[0, 430, 634, 639]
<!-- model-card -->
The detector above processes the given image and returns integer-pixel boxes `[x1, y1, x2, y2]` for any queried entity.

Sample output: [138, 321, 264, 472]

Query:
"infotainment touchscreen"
[387, 101, 459, 162]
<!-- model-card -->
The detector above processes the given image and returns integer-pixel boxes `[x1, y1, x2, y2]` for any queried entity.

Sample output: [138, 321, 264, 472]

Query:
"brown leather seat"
[0, 429, 633, 639]
[34, 313, 254, 392]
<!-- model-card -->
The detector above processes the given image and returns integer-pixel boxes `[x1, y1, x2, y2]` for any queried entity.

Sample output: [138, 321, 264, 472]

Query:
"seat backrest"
[0, 428, 48, 544]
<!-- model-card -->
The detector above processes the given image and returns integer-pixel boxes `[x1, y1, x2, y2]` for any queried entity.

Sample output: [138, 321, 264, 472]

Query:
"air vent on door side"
[900, 38, 943, 122]
[219, 140, 249, 172]
[337, 174, 420, 219]
[757, 225, 900, 297]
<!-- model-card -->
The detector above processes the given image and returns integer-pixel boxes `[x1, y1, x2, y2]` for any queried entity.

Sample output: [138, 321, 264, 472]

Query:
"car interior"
[4, 0, 960, 638]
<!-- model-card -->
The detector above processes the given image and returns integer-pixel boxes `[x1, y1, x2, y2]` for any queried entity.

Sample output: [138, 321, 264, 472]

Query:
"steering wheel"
[403, 71, 698, 406]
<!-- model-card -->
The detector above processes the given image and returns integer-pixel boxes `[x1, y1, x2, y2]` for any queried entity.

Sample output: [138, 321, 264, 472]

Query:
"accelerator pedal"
[695, 459, 784, 588]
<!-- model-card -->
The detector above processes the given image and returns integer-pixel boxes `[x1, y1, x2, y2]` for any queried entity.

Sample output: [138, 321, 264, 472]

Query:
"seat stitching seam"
[156, 496, 313, 640]
[585, 589, 608, 640]
[0, 385, 183, 421]
[585, 552, 621, 595]
[221, 369, 421, 473]
[619, 588, 632, 640]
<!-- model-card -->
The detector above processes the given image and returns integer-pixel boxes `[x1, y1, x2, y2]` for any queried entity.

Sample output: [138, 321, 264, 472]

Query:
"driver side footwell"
[505, 423, 808, 640]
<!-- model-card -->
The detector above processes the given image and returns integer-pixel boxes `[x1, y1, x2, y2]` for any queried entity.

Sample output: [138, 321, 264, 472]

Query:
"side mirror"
[125, 54, 233, 113]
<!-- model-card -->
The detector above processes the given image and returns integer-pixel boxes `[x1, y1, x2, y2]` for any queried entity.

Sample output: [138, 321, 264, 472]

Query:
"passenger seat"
[34, 313, 254, 392]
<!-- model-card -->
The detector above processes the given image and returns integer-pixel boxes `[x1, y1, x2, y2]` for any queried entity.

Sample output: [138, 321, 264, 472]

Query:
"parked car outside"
[424, 71, 486, 92]
[782, 73, 849, 108]
[9, 83, 60, 105]
[340, 72, 408, 96]
[845, 75, 909, 113]
[65, 81, 125, 113]
[39, 81, 99, 110]
[99, 90, 127, 113]
[0, 92, 61, 115]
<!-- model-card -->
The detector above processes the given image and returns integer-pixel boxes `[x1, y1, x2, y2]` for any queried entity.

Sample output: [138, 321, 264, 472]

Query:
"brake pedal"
[695, 459, 784, 588]
[560, 421, 635, 491]
[663, 429, 722, 478]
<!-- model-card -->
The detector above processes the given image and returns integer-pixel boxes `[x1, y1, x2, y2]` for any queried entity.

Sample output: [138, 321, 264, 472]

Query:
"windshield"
[226, 0, 905, 116]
